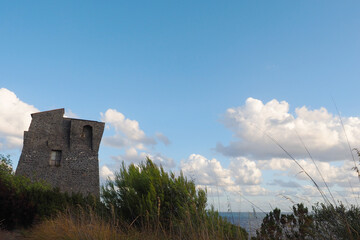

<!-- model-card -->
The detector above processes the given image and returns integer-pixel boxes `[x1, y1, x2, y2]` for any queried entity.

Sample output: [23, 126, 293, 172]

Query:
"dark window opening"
[49, 150, 62, 166]
[82, 125, 93, 150]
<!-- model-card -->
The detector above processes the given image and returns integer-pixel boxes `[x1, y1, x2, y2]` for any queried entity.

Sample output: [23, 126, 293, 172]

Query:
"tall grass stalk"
[264, 131, 329, 205]
[332, 98, 359, 180]
[295, 130, 337, 206]
[258, 121, 360, 239]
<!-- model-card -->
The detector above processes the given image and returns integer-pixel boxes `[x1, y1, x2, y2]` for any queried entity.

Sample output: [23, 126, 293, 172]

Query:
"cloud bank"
[2, 89, 358, 205]
[217, 97, 360, 162]
[174, 97, 360, 207]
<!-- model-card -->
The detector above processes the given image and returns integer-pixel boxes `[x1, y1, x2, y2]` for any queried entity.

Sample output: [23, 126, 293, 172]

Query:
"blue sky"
[1, 1, 360, 212]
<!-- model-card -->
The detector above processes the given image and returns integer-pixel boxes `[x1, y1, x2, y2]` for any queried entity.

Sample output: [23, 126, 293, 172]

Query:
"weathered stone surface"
[15, 108, 105, 197]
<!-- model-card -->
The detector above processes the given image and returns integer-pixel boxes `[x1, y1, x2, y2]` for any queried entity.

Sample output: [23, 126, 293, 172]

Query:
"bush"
[253, 203, 316, 240]
[102, 158, 205, 227]
[312, 203, 360, 239]
[253, 202, 360, 240]
[1, 154, 248, 239]
[0, 154, 103, 230]
[101, 158, 248, 239]
[0, 154, 38, 229]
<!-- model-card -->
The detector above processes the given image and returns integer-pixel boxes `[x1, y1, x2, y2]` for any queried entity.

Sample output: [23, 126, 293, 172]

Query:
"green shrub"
[0, 154, 104, 230]
[101, 158, 248, 239]
[101, 158, 206, 228]
[0, 154, 35, 229]
[253, 202, 360, 240]
[1, 154, 248, 238]
[253, 203, 316, 240]
[312, 203, 360, 239]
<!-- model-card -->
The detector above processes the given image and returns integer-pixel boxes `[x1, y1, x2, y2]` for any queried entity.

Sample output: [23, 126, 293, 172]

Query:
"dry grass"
[27, 208, 246, 240]
[0, 229, 27, 240]
[29, 209, 121, 240]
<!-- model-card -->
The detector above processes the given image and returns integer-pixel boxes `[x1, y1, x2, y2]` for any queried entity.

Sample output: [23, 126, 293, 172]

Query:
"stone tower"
[15, 108, 105, 197]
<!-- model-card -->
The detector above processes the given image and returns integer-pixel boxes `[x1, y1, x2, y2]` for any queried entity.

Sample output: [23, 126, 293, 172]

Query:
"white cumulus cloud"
[100, 165, 115, 181]
[101, 109, 174, 168]
[64, 109, 79, 118]
[101, 109, 165, 149]
[229, 157, 262, 185]
[181, 154, 234, 186]
[112, 147, 175, 169]
[180, 154, 265, 195]
[217, 97, 360, 162]
[258, 157, 359, 193]
[0, 88, 39, 149]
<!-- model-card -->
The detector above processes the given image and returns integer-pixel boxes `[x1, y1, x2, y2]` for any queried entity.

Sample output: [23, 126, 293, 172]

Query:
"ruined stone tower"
[15, 108, 105, 197]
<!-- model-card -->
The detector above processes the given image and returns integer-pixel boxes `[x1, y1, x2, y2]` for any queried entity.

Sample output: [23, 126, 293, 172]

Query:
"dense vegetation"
[252, 202, 360, 240]
[101, 158, 248, 239]
[2, 152, 360, 239]
[0, 154, 247, 239]
[0, 154, 101, 230]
